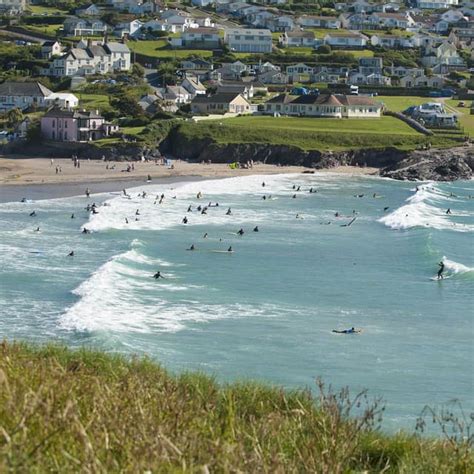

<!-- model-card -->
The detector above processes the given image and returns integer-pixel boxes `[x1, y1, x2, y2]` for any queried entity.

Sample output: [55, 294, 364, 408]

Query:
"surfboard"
[430, 275, 452, 281]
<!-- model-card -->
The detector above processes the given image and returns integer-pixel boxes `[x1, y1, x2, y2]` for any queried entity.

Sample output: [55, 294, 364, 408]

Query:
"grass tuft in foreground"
[0, 341, 472, 472]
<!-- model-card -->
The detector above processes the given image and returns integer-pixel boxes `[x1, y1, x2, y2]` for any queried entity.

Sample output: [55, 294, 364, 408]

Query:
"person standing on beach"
[85, 188, 91, 198]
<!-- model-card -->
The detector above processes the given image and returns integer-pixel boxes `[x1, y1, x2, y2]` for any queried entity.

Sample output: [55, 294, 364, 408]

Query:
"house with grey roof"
[0, 81, 53, 112]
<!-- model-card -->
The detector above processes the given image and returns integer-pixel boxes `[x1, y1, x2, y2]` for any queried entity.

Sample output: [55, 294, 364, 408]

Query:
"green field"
[77, 93, 110, 111]
[339, 49, 374, 58]
[27, 5, 69, 15]
[0, 342, 471, 472]
[128, 40, 213, 59]
[445, 99, 474, 135]
[177, 115, 458, 152]
[377, 96, 434, 112]
[23, 24, 63, 36]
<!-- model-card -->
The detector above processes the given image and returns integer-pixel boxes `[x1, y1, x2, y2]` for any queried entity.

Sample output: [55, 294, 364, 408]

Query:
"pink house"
[41, 108, 118, 142]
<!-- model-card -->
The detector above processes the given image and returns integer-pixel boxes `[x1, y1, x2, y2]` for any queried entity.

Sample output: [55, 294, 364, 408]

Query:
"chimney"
[87, 38, 92, 49]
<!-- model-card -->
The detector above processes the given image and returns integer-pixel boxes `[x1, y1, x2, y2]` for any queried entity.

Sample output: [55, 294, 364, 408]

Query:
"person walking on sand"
[85, 188, 91, 198]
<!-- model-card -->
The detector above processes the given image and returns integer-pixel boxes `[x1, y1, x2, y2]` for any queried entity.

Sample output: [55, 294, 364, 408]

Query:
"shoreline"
[0, 157, 378, 202]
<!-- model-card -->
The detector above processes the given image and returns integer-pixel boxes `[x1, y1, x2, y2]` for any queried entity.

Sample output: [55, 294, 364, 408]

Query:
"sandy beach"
[0, 156, 378, 202]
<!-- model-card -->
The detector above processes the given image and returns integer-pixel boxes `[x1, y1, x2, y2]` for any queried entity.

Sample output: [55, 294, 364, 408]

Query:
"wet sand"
[0, 157, 378, 203]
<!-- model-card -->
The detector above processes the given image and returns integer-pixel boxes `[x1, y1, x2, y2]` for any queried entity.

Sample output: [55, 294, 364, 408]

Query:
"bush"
[317, 44, 332, 54]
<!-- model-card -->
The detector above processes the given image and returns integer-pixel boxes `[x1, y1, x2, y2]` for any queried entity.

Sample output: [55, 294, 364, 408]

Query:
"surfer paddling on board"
[437, 261, 445, 280]
[332, 327, 361, 334]
[153, 271, 165, 279]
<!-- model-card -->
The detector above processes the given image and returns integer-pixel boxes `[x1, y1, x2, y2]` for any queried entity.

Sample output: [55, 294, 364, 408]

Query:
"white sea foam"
[443, 257, 474, 275]
[379, 184, 474, 232]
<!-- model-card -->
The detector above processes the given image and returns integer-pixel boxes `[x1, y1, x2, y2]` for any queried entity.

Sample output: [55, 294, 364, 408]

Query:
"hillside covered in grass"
[175, 116, 464, 152]
[0, 342, 472, 472]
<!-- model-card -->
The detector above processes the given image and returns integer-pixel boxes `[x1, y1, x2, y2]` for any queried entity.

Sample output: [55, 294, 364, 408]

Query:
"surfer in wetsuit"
[237, 228, 244, 236]
[253, 226, 259, 232]
[437, 261, 445, 280]
[29, 211, 36, 217]
[446, 208, 452, 215]
[153, 271, 164, 279]
[332, 327, 360, 334]
[227, 246, 233, 252]
[226, 208, 232, 215]
[187, 244, 195, 251]
[68, 251, 74, 257]
[182, 216, 188, 224]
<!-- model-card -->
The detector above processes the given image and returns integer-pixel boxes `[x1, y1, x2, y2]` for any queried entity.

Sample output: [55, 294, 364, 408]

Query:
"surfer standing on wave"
[437, 261, 445, 280]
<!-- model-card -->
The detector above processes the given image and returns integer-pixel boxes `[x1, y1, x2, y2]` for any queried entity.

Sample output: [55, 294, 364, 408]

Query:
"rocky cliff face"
[380, 146, 474, 181]
[161, 131, 474, 181]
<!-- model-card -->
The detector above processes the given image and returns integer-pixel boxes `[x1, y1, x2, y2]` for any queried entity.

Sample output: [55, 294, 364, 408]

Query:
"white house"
[280, 31, 315, 48]
[41, 41, 62, 59]
[416, 0, 458, 8]
[76, 4, 101, 16]
[63, 17, 109, 37]
[371, 34, 413, 49]
[114, 19, 144, 38]
[421, 42, 465, 68]
[0, 0, 26, 15]
[44, 93, 79, 109]
[0, 81, 53, 112]
[192, 0, 214, 6]
[224, 28, 272, 53]
[177, 27, 221, 49]
[43, 41, 131, 77]
[324, 32, 368, 49]
[400, 74, 445, 88]
[263, 93, 382, 118]
[297, 15, 341, 29]
[369, 12, 416, 30]
[182, 75, 207, 97]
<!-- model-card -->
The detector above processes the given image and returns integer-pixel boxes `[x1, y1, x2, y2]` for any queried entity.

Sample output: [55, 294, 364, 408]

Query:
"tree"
[131, 63, 145, 78]
[110, 94, 143, 117]
[6, 108, 24, 128]
[316, 44, 331, 54]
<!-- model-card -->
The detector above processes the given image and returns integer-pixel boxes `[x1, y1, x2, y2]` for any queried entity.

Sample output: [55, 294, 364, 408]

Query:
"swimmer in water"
[262, 195, 266, 200]
[187, 244, 195, 251]
[292, 194, 296, 199]
[228, 246, 233, 252]
[201, 208, 207, 215]
[68, 251, 74, 257]
[384, 207, 389, 212]
[446, 208, 452, 214]
[253, 226, 259, 232]
[332, 327, 361, 334]
[29, 211, 36, 217]
[237, 228, 244, 236]
[34, 227, 40, 232]
[226, 208, 232, 215]
[153, 271, 164, 279]
[203, 233, 208, 239]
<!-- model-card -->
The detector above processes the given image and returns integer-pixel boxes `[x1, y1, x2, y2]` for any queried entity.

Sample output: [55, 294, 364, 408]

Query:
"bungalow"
[263, 93, 382, 118]
[180, 58, 213, 71]
[190, 92, 251, 115]
[280, 31, 315, 48]
[76, 4, 101, 16]
[296, 15, 341, 29]
[216, 82, 254, 99]
[258, 70, 288, 84]
[310, 70, 346, 83]
[286, 63, 314, 76]
[44, 93, 79, 109]
[114, 19, 144, 38]
[399, 74, 445, 88]
[41, 108, 118, 142]
[369, 13, 415, 30]
[370, 34, 413, 49]
[63, 17, 109, 37]
[416, 0, 459, 9]
[265, 15, 295, 33]
[348, 72, 391, 86]
[161, 85, 193, 104]
[421, 42, 465, 68]
[182, 75, 207, 97]
[324, 32, 368, 49]
[0, 0, 26, 15]
[177, 27, 221, 49]
[0, 81, 53, 112]
[386, 66, 424, 78]
[224, 28, 272, 53]
[192, 0, 213, 6]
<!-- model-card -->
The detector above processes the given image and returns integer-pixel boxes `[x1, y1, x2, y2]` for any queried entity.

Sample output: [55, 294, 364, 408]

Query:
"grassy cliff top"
[0, 342, 471, 472]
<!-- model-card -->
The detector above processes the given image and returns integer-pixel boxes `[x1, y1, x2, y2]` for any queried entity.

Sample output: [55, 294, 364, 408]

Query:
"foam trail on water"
[443, 257, 474, 275]
[379, 184, 473, 232]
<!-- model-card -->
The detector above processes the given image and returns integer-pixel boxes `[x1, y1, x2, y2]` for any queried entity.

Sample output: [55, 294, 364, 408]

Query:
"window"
[65, 121, 68, 128]
[92, 121, 96, 129]
[52, 120, 56, 128]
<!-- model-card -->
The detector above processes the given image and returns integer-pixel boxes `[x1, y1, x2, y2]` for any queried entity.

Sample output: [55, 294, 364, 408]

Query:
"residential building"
[109, 0, 160, 14]
[190, 92, 251, 114]
[421, 42, 465, 69]
[161, 85, 193, 104]
[224, 28, 272, 53]
[43, 40, 131, 77]
[416, 0, 458, 9]
[258, 70, 288, 84]
[263, 93, 382, 118]
[324, 32, 368, 49]
[216, 82, 254, 99]
[41, 108, 118, 142]
[192, 0, 214, 6]
[348, 72, 391, 86]
[114, 19, 144, 38]
[173, 27, 221, 48]
[370, 34, 413, 49]
[296, 15, 340, 29]
[76, 4, 101, 16]
[182, 75, 207, 97]
[63, 17, 109, 37]
[399, 74, 445, 88]
[41, 41, 62, 59]
[0, 81, 53, 112]
[44, 93, 79, 109]
[180, 58, 213, 71]
[280, 31, 315, 48]
[0, 0, 26, 15]
[358, 57, 383, 75]
[369, 12, 415, 30]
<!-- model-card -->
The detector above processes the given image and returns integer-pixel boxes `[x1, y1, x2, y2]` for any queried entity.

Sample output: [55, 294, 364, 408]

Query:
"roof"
[225, 28, 272, 37]
[45, 93, 79, 101]
[325, 32, 368, 39]
[43, 108, 103, 119]
[184, 27, 220, 35]
[103, 42, 130, 53]
[268, 93, 379, 107]
[42, 41, 59, 47]
[286, 31, 315, 38]
[192, 92, 246, 104]
[265, 93, 295, 104]
[0, 81, 53, 98]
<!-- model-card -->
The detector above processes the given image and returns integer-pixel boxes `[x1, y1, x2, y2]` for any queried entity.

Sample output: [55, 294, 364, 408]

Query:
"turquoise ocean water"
[0, 173, 473, 432]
